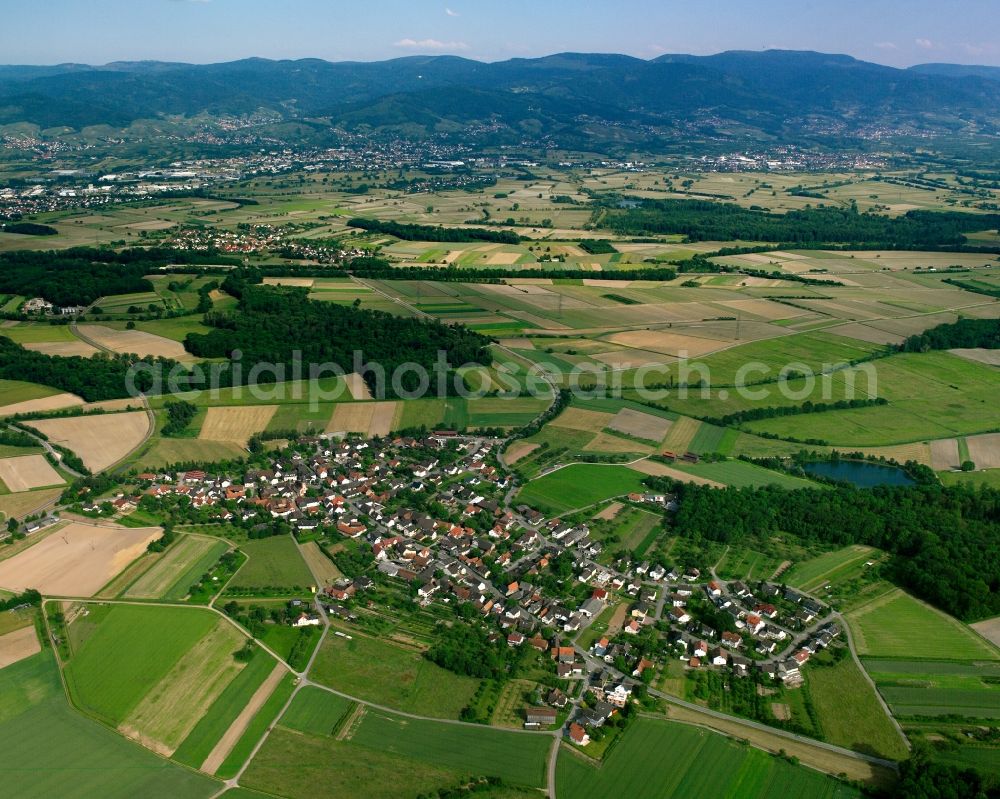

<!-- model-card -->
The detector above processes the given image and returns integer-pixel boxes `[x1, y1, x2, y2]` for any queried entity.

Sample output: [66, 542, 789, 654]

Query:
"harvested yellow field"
[77, 325, 191, 360]
[496, 337, 535, 349]
[27, 411, 151, 472]
[949, 348, 1000, 367]
[504, 441, 539, 465]
[82, 398, 144, 413]
[121, 621, 246, 755]
[24, 340, 99, 357]
[263, 276, 315, 287]
[607, 330, 727, 357]
[929, 439, 960, 471]
[0, 454, 64, 492]
[607, 408, 672, 442]
[485, 252, 521, 265]
[368, 401, 399, 437]
[549, 407, 614, 432]
[327, 401, 400, 437]
[594, 502, 623, 520]
[0, 392, 83, 416]
[628, 458, 725, 487]
[199, 405, 278, 446]
[856, 442, 932, 468]
[583, 279, 635, 288]
[971, 617, 1000, 648]
[0, 521, 161, 596]
[0, 487, 62, 521]
[300, 541, 342, 587]
[0, 626, 40, 669]
[123, 220, 175, 231]
[590, 349, 671, 369]
[967, 433, 1000, 469]
[826, 323, 906, 346]
[344, 373, 374, 400]
[661, 416, 701, 453]
[584, 432, 653, 454]
[326, 402, 373, 435]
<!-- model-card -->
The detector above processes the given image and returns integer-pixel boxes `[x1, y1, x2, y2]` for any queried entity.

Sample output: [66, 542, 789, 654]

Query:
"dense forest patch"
[602, 199, 1000, 248]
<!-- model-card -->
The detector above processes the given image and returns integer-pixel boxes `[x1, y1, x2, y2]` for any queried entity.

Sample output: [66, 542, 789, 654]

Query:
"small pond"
[803, 460, 915, 488]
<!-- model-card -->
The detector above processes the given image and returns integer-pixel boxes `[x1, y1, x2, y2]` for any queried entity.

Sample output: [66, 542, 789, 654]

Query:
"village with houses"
[43, 429, 849, 752]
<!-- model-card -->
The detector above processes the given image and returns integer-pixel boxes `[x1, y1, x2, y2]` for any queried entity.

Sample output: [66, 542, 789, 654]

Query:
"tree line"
[899, 317, 1000, 353]
[347, 217, 521, 244]
[602, 199, 1000, 248]
[349, 256, 677, 283]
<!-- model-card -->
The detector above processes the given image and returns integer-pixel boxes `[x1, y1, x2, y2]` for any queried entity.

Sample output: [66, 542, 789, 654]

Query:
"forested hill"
[2, 50, 1000, 142]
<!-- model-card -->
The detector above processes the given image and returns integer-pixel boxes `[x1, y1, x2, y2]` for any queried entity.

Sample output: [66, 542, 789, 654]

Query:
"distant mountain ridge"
[1, 50, 999, 144]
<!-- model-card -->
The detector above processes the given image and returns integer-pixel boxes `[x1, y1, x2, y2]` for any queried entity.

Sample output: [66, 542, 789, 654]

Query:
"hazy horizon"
[2, 0, 998, 68]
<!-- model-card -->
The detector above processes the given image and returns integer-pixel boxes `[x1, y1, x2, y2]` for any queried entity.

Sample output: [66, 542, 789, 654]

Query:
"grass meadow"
[846, 589, 1000, 660]
[310, 628, 480, 720]
[226, 536, 315, 595]
[64, 605, 219, 725]
[0, 650, 219, 799]
[517, 464, 649, 514]
[556, 717, 859, 799]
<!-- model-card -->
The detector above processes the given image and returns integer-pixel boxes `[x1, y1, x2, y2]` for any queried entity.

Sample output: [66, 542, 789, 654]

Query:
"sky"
[2, 0, 998, 67]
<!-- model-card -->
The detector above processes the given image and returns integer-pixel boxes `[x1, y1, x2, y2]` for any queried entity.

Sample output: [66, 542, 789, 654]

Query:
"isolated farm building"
[524, 707, 557, 728]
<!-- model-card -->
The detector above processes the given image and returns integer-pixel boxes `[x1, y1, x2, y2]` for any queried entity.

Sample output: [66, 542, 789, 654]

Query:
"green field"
[280, 686, 354, 736]
[687, 423, 739, 456]
[668, 459, 822, 490]
[713, 544, 791, 582]
[784, 545, 878, 593]
[556, 717, 858, 799]
[214, 672, 297, 779]
[846, 589, 1000, 660]
[941, 469, 1000, 490]
[0, 378, 61, 408]
[745, 352, 1000, 446]
[226, 536, 315, 595]
[516, 464, 648, 514]
[147, 376, 348, 409]
[0, 650, 219, 799]
[863, 660, 1000, 720]
[1, 323, 82, 344]
[351, 707, 550, 787]
[64, 604, 219, 725]
[123, 535, 229, 600]
[241, 725, 467, 799]
[805, 655, 909, 760]
[310, 629, 479, 719]
[172, 648, 279, 768]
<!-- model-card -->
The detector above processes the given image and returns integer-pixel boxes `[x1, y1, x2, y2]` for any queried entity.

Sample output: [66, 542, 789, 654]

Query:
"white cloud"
[915, 38, 934, 50]
[445, 7, 459, 16]
[874, 41, 897, 50]
[394, 38, 470, 51]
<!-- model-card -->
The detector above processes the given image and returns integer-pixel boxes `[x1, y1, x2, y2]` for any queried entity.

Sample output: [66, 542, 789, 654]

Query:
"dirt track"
[200, 663, 287, 774]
